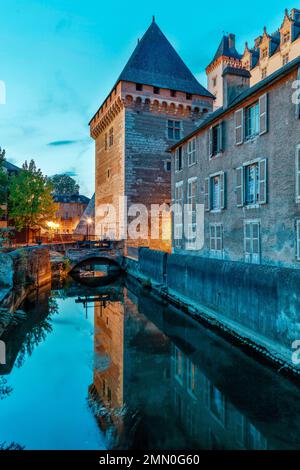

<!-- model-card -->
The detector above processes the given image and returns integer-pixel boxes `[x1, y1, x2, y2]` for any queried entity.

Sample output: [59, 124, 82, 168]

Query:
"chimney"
[228, 33, 236, 49]
[222, 67, 251, 108]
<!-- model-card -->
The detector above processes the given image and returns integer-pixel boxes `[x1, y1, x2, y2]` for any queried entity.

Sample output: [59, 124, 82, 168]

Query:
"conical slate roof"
[74, 194, 95, 236]
[209, 35, 241, 67]
[117, 20, 213, 97]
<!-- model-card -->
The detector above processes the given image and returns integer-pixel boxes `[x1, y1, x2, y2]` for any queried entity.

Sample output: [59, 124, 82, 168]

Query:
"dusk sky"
[0, 0, 295, 197]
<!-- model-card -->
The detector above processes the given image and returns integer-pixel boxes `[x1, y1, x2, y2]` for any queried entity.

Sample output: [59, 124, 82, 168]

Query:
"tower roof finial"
[152, 15, 155, 23]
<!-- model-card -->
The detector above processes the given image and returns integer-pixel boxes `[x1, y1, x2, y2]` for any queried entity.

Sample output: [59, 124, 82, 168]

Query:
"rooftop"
[169, 55, 300, 151]
[53, 194, 90, 205]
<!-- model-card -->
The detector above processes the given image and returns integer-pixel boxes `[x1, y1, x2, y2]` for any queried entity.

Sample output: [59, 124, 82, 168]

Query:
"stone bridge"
[66, 247, 123, 272]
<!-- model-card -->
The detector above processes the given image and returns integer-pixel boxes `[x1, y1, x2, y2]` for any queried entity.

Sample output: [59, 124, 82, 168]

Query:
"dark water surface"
[0, 276, 300, 450]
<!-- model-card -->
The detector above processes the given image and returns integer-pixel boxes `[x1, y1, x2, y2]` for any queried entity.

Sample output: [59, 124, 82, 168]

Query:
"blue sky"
[0, 0, 296, 196]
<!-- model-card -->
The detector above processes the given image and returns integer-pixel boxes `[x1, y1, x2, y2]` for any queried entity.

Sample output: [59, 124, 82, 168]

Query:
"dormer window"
[261, 47, 268, 60]
[136, 83, 143, 91]
[170, 90, 176, 97]
[282, 31, 290, 45]
[153, 87, 160, 95]
[282, 53, 289, 66]
[186, 93, 192, 100]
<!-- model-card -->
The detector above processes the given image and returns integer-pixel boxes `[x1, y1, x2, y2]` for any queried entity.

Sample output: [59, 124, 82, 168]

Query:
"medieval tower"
[89, 19, 214, 253]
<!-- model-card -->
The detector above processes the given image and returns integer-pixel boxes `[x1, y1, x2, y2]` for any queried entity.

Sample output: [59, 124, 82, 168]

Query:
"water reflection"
[0, 276, 300, 450]
[88, 279, 300, 450]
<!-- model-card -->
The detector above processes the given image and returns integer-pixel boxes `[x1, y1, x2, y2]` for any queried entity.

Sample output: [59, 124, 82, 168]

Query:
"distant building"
[90, 18, 214, 252]
[207, 8, 300, 108]
[74, 194, 95, 238]
[53, 194, 90, 234]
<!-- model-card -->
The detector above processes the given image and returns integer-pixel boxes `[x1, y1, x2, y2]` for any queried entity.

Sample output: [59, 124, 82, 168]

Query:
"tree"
[0, 147, 8, 209]
[49, 174, 80, 196]
[9, 160, 56, 241]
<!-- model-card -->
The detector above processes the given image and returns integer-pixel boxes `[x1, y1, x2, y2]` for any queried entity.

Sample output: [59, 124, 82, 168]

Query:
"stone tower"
[206, 34, 242, 109]
[90, 19, 214, 253]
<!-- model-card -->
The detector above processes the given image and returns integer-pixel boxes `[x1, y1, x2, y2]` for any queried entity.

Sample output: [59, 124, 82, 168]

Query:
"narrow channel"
[0, 274, 300, 450]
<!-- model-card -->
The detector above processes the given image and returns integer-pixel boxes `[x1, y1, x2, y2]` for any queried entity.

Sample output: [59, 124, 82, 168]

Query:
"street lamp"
[86, 218, 92, 241]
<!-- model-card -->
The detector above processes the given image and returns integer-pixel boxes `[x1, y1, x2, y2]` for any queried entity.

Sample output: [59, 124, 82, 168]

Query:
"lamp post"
[86, 218, 92, 241]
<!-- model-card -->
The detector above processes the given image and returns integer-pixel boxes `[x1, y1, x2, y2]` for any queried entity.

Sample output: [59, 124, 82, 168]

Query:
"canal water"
[0, 275, 300, 450]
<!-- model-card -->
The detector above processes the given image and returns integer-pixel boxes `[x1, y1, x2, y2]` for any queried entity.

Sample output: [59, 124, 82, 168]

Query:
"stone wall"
[0, 247, 51, 307]
[127, 248, 300, 366]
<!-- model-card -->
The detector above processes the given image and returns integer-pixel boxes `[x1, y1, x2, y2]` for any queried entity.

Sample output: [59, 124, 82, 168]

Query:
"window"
[296, 220, 300, 260]
[187, 178, 197, 247]
[205, 172, 226, 211]
[170, 89, 176, 97]
[244, 221, 261, 264]
[107, 168, 111, 180]
[104, 133, 108, 151]
[282, 53, 289, 66]
[168, 120, 181, 140]
[174, 182, 183, 247]
[153, 87, 160, 94]
[212, 76, 217, 87]
[209, 122, 224, 157]
[236, 159, 267, 207]
[136, 83, 143, 91]
[282, 31, 290, 44]
[245, 102, 259, 139]
[164, 160, 171, 172]
[261, 67, 267, 79]
[187, 359, 196, 395]
[186, 93, 192, 100]
[210, 223, 223, 256]
[212, 175, 221, 210]
[109, 127, 114, 147]
[175, 146, 183, 172]
[209, 384, 226, 425]
[245, 163, 259, 205]
[187, 138, 196, 166]
[261, 47, 268, 60]
[174, 347, 183, 383]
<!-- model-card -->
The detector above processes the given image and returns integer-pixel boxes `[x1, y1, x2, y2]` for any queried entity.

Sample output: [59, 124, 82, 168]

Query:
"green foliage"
[9, 160, 56, 234]
[49, 173, 80, 196]
[0, 147, 8, 210]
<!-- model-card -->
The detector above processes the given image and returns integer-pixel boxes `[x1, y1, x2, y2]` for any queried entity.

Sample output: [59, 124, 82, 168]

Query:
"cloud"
[47, 140, 78, 146]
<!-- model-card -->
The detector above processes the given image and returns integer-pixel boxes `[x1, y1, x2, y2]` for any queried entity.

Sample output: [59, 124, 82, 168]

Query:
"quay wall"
[126, 247, 300, 370]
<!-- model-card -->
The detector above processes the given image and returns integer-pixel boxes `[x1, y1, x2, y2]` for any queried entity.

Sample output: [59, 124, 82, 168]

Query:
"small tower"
[206, 34, 242, 109]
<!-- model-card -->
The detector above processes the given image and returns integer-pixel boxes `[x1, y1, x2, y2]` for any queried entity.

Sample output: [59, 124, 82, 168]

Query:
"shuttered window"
[209, 122, 225, 158]
[235, 109, 244, 145]
[174, 182, 183, 248]
[237, 159, 267, 207]
[187, 178, 197, 246]
[259, 94, 268, 135]
[175, 146, 183, 172]
[206, 173, 226, 212]
[188, 138, 197, 166]
[244, 221, 261, 264]
[210, 223, 223, 256]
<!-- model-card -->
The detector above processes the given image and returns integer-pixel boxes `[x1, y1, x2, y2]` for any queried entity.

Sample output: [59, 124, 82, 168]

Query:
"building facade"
[207, 8, 300, 108]
[170, 58, 300, 268]
[90, 19, 214, 253]
[53, 194, 90, 234]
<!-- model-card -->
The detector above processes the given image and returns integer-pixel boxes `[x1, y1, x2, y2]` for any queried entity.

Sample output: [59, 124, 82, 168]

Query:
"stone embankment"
[124, 248, 300, 379]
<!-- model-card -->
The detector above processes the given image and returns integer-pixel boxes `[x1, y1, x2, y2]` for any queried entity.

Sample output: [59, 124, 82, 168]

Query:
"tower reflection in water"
[87, 281, 300, 450]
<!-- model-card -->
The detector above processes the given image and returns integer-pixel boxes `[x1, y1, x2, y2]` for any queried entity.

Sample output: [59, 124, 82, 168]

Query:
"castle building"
[170, 56, 300, 268]
[207, 8, 300, 108]
[90, 19, 214, 253]
[206, 34, 242, 109]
